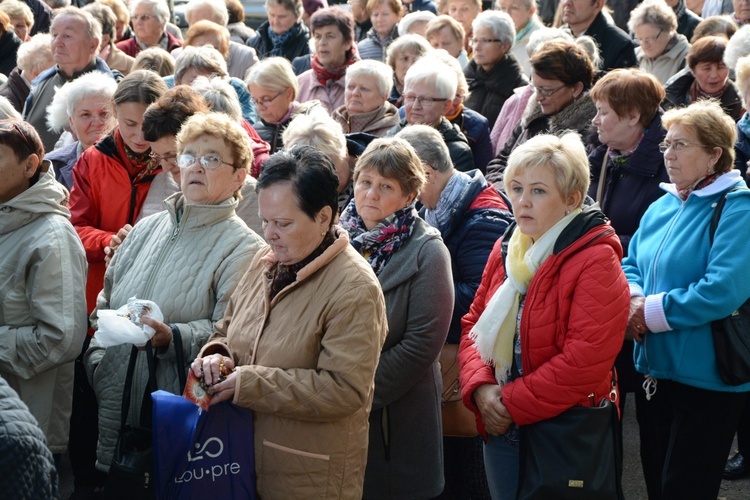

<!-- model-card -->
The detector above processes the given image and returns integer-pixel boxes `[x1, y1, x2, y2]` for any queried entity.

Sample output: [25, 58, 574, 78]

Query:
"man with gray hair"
[23, 7, 117, 151]
[397, 123, 512, 498]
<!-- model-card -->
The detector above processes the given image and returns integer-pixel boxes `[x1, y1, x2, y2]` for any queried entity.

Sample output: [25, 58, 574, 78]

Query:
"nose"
[592, 113, 600, 126]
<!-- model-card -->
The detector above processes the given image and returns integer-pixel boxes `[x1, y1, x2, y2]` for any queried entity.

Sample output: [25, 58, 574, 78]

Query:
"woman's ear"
[709, 147, 723, 171]
[572, 81, 585, 99]
[567, 190, 583, 211]
[317, 205, 333, 229]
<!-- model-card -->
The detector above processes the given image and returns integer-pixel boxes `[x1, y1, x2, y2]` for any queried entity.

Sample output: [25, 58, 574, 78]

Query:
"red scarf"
[311, 45, 360, 87]
[677, 171, 721, 200]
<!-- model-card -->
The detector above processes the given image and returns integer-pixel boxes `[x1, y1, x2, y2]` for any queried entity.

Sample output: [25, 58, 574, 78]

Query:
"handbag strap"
[595, 150, 610, 204]
[120, 341, 157, 430]
[710, 187, 746, 245]
[170, 324, 187, 393]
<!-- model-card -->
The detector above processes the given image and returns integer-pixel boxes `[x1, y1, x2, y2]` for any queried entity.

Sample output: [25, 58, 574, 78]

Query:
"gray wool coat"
[362, 218, 454, 499]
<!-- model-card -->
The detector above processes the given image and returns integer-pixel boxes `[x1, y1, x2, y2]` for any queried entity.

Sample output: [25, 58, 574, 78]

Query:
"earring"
[320, 231, 326, 237]
[565, 210, 570, 215]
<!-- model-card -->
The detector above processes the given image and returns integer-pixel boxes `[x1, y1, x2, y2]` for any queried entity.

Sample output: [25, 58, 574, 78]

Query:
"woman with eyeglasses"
[115, 0, 182, 58]
[622, 99, 750, 499]
[463, 10, 527, 129]
[485, 39, 596, 189]
[247, 56, 322, 154]
[85, 112, 265, 476]
[628, 0, 690, 85]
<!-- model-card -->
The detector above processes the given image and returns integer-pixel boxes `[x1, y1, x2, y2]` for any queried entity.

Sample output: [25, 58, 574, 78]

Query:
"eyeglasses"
[149, 151, 177, 165]
[658, 140, 704, 153]
[132, 14, 155, 22]
[635, 29, 663, 45]
[249, 91, 283, 107]
[531, 84, 567, 97]
[403, 95, 448, 105]
[469, 38, 502, 47]
[176, 154, 237, 170]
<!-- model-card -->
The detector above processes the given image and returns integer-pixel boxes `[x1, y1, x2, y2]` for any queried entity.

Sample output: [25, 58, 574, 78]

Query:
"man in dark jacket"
[561, 0, 637, 71]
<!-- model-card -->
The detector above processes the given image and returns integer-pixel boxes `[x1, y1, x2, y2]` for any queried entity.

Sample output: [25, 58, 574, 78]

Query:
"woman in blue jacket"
[623, 100, 750, 500]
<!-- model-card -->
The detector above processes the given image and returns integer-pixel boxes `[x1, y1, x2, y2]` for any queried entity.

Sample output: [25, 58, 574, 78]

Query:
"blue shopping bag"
[151, 390, 256, 499]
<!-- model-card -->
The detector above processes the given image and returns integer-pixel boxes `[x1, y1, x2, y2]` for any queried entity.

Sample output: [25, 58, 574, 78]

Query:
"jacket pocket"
[261, 439, 330, 497]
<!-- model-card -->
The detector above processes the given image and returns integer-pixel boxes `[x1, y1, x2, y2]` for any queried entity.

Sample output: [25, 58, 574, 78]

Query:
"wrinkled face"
[735, 0, 750, 23]
[394, 49, 419, 84]
[662, 123, 721, 190]
[50, 14, 98, 76]
[267, 3, 298, 35]
[531, 71, 576, 116]
[345, 73, 386, 114]
[313, 24, 352, 69]
[259, 181, 331, 265]
[507, 164, 578, 242]
[10, 17, 30, 41]
[149, 134, 180, 183]
[497, 0, 534, 32]
[179, 135, 245, 205]
[561, 0, 601, 33]
[370, 2, 400, 38]
[691, 60, 729, 94]
[404, 79, 451, 126]
[428, 26, 464, 58]
[354, 167, 413, 229]
[447, 0, 480, 36]
[132, 4, 164, 46]
[116, 102, 150, 153]
[471, 25, 507, 70]
[68, 96, 116, 150]
[592, 99, 639, 151]
[247, 84, 294, 123]
[633, 23, 669, 59]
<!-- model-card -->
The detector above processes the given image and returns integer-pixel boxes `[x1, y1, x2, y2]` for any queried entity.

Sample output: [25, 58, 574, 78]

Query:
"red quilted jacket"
[458, 211, 629, 437]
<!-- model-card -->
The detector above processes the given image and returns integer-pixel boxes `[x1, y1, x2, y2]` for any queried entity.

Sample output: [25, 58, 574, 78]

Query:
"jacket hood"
[0, 166, 70, 235]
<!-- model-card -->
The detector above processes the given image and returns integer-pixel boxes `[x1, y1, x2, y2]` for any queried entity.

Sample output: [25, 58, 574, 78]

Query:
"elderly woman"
[85, 112, 265, 476]
[0, 0, 33, 42]
[339, 137, 453, 498]
[190, 145, 388, 498]
[0, 33, 52, 113]
[664, 35, 742, 120]
[83, 3, 135, 76]
[0, 119, 87, 466]
[385, 33, 432, 107]
[248, 0, 311, 60]
[45, 71, 117, 190]
[623, 100, 750, 499]
[115, 0, 182, 57]
[133, 46, 175, 76]
[486, 39, 596, 187]
[425, 15, 468, 66]
[178, 20, 258, 81]
[332, 59, 399, 135]
[459, 132, 629, 499]
[628, 0, 691, 85]
[297, 7, 360, 112]
[358, 0, 402, 62]
[497, 0, 544, 76]
[68, 70, 168, 313]
[248, 56, 320, 152]
[464, 10, 527, 129]
[390, 56, 475, 172]
[588, 68, 670, 419]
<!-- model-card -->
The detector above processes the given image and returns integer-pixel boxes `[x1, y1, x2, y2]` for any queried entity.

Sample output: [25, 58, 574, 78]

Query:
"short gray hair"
[46, 71, 117, 133]
[283, 109, 347, 161]
[52, 7, 103, 49]
[472, 10, 515, 47]
[433, 48, 469, 99]
[191, 75, 242, 121]
[526, 27, 572, 57]
[16, 33, 53, 74]
[404, 56, 457, 101]
[725, 25, 750, 71]
[266, 0, 303, 19]
[0, 96, 21, 120]
[130, 0, 170, 25]
[186, 0, 229, 26]
[386, 33, 433, 71]
[245, 56, 298, 98]
[396, 124, 452, 173]
[627, 0, 677, 34]
[346, 59, 393, 97]
[174, 45, 228, 84]
[575, 35, 602, 70]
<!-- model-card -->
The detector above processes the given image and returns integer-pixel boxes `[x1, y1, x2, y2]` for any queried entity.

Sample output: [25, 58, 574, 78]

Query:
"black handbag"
[516, 381, 623, 500]
[103, 331, 187, 499]
[709, 187, 750, 386]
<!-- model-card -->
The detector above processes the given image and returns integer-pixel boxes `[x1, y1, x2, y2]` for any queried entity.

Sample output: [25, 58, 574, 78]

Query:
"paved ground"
[59, 396, 750, 498]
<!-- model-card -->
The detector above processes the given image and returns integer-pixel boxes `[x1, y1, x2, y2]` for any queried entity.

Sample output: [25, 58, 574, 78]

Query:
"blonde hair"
[355, 137, 426, 198]
[283, 110, 347, 162]
[736, 54, 750, 106]
[245, 56, 298, 99]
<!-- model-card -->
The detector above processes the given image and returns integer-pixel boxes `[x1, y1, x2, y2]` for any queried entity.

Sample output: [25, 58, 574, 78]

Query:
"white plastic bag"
[94, 296, 164, 347]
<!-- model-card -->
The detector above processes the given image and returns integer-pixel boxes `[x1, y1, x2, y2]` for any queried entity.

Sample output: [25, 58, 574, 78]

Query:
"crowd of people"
[3, 0, 750, 498]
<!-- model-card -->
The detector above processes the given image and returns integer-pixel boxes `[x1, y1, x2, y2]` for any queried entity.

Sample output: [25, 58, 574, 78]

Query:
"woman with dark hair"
[191, 145, 388, 498]
[486, 39, 596, 188]
[247, 0, 311, 60]
[297, 7, 360, 112]
[664, 35, 743, 121]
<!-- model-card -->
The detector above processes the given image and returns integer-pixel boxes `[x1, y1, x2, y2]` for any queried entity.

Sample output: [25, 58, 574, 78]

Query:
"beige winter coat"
[201, 231, 388, 499]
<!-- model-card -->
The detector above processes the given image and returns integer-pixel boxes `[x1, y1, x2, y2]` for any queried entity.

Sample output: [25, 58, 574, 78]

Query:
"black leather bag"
[517, 396, 623, 500]
[709, 187, 750, 386]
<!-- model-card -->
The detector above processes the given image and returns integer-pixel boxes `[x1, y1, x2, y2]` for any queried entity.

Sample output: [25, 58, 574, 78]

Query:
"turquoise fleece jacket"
[622, 170, 750, 392]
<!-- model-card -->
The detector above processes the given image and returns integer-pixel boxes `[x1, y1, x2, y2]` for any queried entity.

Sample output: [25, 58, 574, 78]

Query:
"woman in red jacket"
[458, 132, 630, 499]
